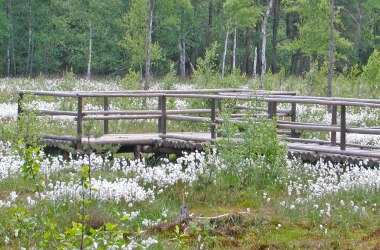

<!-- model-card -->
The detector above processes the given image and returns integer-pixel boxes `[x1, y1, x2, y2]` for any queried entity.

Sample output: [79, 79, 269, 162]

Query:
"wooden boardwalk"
[17, 89, 380, 166]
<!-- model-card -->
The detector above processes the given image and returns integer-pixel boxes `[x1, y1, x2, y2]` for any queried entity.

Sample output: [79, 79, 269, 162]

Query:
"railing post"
[291, 102, 297, 137]
[158, 96, 162, 133]
[160, 95, 167, 135]
[268, 101, 277, 119]
[211, 98, 216, 139]
[103, 96, 109, 134]
[76, 96, 83, 149]
[331, 105, 337, 146]
[340, 105, 346, 150]
[17, 92, 24, 116]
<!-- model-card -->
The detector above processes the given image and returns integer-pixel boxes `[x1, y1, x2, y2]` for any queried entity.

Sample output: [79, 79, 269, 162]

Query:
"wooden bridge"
[17, 89, 380, 167]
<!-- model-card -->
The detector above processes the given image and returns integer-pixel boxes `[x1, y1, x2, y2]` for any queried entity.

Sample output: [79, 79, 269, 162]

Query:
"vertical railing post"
[103, 96, 109, 134]
[210, 98, 216, 139]
[77, 96, 83, 149]
[17, 92, 24, 116]
[291, 102, 297, 137]
[158, 96, 162, 133]
[268, 101, 277, 119]
[340, 105, 346, 150]
[160, 95, 167, 135]
[331, 104, 337, 146]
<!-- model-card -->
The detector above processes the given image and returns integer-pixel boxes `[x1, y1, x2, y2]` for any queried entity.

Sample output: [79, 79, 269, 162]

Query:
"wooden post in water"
[211, 98, 216, 139]
[76, 96, 83, 149]
[340, 105, 346, 150]
[103, 96, 109, 134]
[331, 105, 337, 146]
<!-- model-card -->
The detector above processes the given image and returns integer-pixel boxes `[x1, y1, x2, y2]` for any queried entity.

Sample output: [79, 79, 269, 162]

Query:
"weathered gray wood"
[76, 96, 83, 148]
[277, 123, 340, 132]
[331, 105, 337, 146]
[166, 115, 211, 123]
[160, 96, 167, 135]
[39, 110, 77, 116]
[104, 96, 109, 134]
[211, 98, 216, 139]
[340, 105, 346, 150]
[291, 102, 297, 137]
[82, 115, 161, 121]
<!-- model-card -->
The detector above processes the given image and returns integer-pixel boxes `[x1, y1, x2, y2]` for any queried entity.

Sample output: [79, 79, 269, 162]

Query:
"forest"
[0, 0, 379, 83]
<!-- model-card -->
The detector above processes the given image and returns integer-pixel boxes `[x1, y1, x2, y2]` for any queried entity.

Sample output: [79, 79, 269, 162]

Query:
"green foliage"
[120, 69, 141, 90]
[283, 0, 351, 59]
[216, 105, 287, 188]
[224, 0, 261, 29]
[121, 0, 163, 70]
[362, 49, 380, 86]
[193, 42, 220, 88]
[160, 63, 178, 90]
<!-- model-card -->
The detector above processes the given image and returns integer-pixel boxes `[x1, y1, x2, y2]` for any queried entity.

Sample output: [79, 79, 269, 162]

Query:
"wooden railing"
[17, 89, 380, 159]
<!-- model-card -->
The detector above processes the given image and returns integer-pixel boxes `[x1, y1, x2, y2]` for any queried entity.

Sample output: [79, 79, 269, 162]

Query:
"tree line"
[0, 0, 379, 85]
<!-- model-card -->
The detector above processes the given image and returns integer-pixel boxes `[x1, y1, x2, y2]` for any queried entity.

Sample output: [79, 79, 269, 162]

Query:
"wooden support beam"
[160, 96, 167, 135]
[331, 105, 337, 146]
[76, 96, 83, 149]
[340, 105, 346, 150]
[104, 96, 109, 134]
[291, 102, 297, 137]
[211, 98, 216, 139]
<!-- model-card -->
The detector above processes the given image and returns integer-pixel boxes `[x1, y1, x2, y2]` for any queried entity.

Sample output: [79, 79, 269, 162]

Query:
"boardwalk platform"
[17, 89, 380, 167]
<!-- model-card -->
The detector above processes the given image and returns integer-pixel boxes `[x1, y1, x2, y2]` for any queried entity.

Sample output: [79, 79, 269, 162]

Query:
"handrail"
[16, 89, 380, 159]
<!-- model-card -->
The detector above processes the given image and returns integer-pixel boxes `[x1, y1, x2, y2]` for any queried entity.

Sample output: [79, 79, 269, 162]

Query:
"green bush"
[216, 106, 287, 188]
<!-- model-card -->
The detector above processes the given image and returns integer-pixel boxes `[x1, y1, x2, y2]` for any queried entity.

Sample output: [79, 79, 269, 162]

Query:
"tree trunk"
[221, 30, 229, 79]
[179, 7, 186, 79]
[260, 0, 274, 89]
[87, 20, 93, 80]
[232, 28, 237, 72]
[253, 46, 258, 80]
[27, 0, 33, 76]
[190, 0, 198, 72]
[6, 0, 12, 76]
[145, 0, 154, 90]
[206, 0, 213, 47]
[271, 0, 280, 74]
[327, 0, 335, 98]
[241, 28, 252, 74]
[179, 33, 186, 79]
[307, 56, 313, 96]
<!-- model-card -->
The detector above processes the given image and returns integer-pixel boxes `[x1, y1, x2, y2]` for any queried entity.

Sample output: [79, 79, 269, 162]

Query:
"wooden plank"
[82, 115, 161, 121]
[166, 115, 211, 123]
[277, 123, 340, 132]
[39, 110, 77, 116]
[287, 143, 380, 159]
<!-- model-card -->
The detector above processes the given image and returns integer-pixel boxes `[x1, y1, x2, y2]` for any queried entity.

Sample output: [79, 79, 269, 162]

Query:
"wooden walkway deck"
[17, 89, 380, 166]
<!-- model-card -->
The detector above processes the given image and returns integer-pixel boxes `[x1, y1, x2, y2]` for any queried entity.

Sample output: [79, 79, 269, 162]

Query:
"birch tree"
[259, 0, 274, 89]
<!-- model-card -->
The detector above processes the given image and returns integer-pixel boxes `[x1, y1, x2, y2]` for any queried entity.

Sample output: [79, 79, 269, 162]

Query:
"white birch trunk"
[221, 30, 229, 79]
[307, 56, 313, 96]
[179, 33, 186, 79]
[232, 28, 237, 72]
[327, 0, 335, 98]
[260, 0, 274, 89]
[253, 46, 257, 80]
[145, 0, 154, 90]
[87, 20, 92, 80]
[27, 0, 33, 76]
